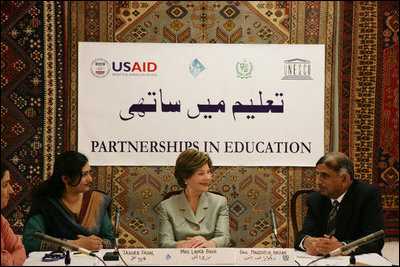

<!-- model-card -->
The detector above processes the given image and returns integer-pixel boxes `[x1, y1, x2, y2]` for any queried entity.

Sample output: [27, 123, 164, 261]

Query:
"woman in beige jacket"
[158, 149, 230, 248]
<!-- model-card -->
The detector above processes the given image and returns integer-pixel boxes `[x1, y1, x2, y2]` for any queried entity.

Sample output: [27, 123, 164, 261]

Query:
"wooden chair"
[162, 190, 183, 200]
[290, 188, 315, 237]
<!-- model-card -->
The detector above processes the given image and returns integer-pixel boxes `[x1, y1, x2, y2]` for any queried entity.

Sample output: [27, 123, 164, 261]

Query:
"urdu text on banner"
[78, 42, 325, 166]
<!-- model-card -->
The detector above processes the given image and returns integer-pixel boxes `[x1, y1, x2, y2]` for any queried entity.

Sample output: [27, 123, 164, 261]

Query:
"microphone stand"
[65, 250, 71, 266]
[269, 209, 284, 248]
[271, 232, 284, 248]
[103, 207, 121, 261]
[349, 251, 356, 266]
[271, 233, 278, 248]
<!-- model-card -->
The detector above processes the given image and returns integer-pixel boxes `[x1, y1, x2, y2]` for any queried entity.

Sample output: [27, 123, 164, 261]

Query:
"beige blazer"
[158, 191, 230, 248]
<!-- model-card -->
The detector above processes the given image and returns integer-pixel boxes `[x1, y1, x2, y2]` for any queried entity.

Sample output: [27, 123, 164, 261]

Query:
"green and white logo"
[236, 59, 253, 79]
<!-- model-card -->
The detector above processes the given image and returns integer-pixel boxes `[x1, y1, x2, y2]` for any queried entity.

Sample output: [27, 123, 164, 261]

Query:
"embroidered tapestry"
[2, 1, 397, 248]
[1, 1, 68, 233]
[338, 1, 399, 236]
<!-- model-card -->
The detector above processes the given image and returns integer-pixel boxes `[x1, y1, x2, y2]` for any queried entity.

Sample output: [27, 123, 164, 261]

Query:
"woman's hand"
[69, 235, 103, 251]
[176, 236, 216, 248]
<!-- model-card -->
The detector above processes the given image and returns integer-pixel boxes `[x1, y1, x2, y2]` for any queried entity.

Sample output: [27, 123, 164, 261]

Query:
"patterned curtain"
[1, 1, 68, 233]
[338, 1, 399, 237]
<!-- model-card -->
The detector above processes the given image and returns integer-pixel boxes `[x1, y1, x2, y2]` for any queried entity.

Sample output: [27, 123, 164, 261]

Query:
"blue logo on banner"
[189, 58, 205, 77]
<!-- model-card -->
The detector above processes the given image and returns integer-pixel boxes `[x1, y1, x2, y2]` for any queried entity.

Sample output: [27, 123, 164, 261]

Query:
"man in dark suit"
[295, 152, 385, 256]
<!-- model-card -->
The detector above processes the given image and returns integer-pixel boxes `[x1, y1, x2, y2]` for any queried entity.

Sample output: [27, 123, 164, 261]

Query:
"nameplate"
[236, 248, 296, 266]
[119, 249, 177, 265]
[178, 248, 235, 265]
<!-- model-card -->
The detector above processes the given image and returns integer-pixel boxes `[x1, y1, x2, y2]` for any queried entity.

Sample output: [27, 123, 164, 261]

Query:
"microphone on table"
[324, 229, 385, 258]
[34, 232, 95, 257]
[306, 230, 385, 266]
[103, 206, 122, 261]
[269, 209, 283, 248]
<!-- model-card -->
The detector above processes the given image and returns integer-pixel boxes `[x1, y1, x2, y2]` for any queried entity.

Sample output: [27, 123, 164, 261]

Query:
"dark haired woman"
[22, 151, 114, 254]
[1, 162, 26, 265]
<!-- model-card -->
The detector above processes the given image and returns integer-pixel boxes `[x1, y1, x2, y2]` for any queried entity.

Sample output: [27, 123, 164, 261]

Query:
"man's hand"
[304, 236, 321, 256]
[304, 235, 343, 256]
[313, 235, 343, 255]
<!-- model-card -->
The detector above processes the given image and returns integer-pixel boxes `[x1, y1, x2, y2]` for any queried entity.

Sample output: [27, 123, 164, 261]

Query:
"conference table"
[23, 248, 392, 266]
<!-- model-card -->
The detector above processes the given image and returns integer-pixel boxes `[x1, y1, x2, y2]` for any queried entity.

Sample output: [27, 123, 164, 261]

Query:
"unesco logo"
[90, 58, 110, 78]
[281, 58, 312, 80]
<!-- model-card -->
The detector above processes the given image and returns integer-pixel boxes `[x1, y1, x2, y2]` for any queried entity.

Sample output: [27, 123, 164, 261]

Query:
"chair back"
[162, 190, 183, 200]
[290, 188, 315, 237]
[162, 190, 223, 201]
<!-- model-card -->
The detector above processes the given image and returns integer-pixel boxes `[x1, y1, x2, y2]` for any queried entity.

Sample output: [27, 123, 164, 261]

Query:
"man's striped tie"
[326, 200, 339, 236]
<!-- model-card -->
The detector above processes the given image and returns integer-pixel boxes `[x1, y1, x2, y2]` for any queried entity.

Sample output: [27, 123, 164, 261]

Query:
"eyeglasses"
[42, 250, 66, 262]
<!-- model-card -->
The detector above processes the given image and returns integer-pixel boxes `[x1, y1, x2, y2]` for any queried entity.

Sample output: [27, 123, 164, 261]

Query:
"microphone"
[114, 206, 121, 238]
[270, 209, 282, 248]
[103, 206, 122, 261]
[270, 209, 278, 238]
[324, 229, 385, 257]
[34, 232, 95, 256]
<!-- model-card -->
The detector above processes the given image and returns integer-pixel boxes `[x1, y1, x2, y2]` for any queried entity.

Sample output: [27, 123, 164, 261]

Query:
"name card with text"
[178, 248, 235, 265]
[236, 248, 296, 266]
[119, 249, 177, 265]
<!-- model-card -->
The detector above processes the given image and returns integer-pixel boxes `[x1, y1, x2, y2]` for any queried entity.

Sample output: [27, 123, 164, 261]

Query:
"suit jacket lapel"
[321, 197, 332, 233]
[196, 193, 209, 223]
[176, 192, 198, 225]
[336, 182, 355, 236]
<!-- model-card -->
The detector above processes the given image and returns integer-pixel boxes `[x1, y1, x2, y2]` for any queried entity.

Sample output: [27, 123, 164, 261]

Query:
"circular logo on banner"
[236, 59, 253, 79]
[90, 58, 110, 78]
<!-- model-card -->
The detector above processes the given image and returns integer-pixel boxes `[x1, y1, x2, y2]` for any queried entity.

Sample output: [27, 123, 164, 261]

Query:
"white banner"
[78, 42, 325, 166]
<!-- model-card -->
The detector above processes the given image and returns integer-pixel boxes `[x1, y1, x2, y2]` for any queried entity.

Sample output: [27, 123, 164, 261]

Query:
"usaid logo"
[90, 58, 110, 78]
[112, 61, 157, 73]
[91, 59, 158, 78]
[281, 58, 312, 80]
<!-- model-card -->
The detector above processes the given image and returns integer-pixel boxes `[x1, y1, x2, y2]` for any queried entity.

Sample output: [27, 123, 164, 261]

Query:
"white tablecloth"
[23, 249, 393, 266]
